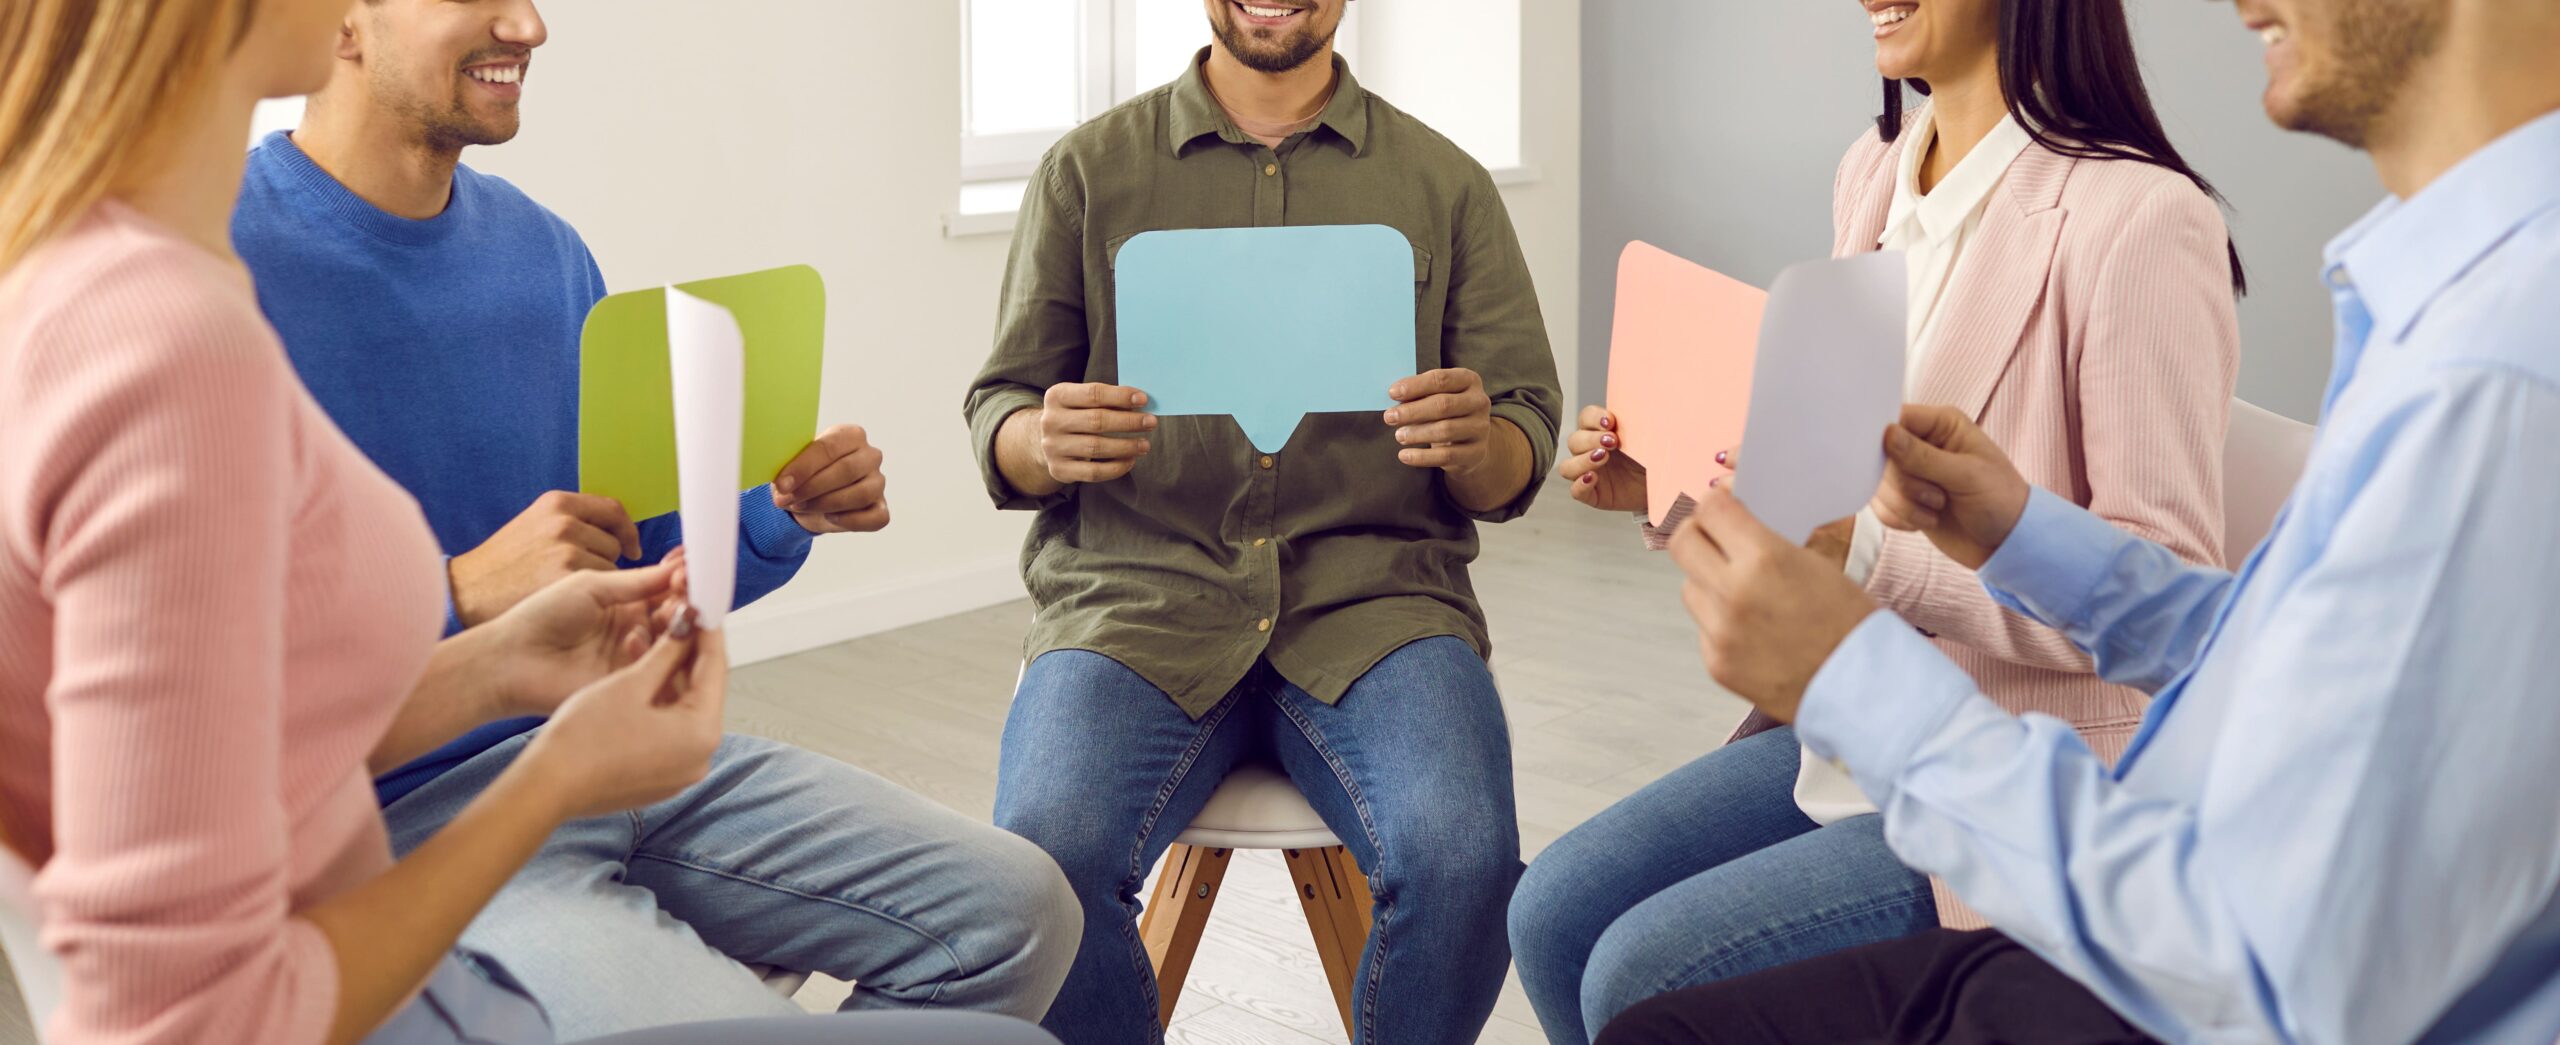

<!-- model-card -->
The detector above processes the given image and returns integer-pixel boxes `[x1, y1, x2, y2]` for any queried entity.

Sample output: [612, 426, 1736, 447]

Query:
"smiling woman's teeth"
[1241, 3, 1296, 16]
[2259, 25, 2289, 45]
[1871, 7, 1913, 27]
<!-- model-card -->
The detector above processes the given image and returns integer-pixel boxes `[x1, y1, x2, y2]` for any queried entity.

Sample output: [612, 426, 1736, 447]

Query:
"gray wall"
[1579, 1, 2385, 423]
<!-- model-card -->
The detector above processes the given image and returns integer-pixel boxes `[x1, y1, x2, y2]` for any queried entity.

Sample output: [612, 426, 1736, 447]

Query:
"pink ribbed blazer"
[1832, 123, 2238, 926]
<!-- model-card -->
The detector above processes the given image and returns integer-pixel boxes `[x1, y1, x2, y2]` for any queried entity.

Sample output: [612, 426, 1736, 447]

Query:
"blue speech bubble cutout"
[1114, 225, 1417, 452]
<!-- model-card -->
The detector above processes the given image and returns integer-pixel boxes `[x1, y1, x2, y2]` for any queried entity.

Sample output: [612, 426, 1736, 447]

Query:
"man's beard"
[1212, 6, 1335, 74]
[2278, 0, 2445, 149]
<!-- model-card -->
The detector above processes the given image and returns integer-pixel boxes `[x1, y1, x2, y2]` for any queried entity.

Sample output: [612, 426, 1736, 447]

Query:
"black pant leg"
[1596, 929, 2162, 1045]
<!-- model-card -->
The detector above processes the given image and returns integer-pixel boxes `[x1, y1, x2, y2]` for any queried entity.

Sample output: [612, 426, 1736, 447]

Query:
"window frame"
[959, 0, 1367, 183]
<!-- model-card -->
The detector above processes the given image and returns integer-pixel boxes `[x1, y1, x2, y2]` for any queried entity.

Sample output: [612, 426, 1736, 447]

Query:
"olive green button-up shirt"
[963, 51, 1561, 718]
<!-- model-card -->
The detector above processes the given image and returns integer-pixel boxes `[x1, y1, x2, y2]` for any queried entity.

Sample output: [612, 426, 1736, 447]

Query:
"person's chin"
[462, 120, 523, 148]
[2261, 83, 2317, 134]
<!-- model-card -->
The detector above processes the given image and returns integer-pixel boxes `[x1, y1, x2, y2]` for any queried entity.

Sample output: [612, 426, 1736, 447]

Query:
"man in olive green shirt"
[965, 2, 1560, 1042]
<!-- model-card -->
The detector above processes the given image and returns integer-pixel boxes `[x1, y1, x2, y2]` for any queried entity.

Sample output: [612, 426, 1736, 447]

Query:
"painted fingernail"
[1601, 434, 1618, 449]
[1579, 474, 1595, 486]
[669, 605, 698, 640]
[1600, 416, 1615, 431]
[1715, 450, 1728, 465]
[1590, 448, 1606, 462]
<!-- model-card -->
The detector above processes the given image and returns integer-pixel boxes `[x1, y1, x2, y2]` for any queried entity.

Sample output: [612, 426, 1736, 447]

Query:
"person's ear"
[334, 9, 363, 63]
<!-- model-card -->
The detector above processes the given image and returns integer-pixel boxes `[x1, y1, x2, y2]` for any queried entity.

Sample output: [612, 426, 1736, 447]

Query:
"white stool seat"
[1175, 763, 1340, 851]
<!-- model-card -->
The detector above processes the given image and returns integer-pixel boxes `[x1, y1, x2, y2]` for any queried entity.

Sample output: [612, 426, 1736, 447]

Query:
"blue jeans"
[993, 637, 1520, 1045]
[1508, 726, 1938, 1045]
[363, 951, 1059, 1044]
[383, 732, 1083, 1040]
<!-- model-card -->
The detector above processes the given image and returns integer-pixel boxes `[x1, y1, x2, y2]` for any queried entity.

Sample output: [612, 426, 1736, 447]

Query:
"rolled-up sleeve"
[1441, 170, 1559, 523]
[965, 153, 1088, 512]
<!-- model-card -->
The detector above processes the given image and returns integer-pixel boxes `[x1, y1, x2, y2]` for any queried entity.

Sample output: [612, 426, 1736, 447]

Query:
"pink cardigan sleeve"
[21, 264, 340, 1045]
[1866, 180, 2236, 671]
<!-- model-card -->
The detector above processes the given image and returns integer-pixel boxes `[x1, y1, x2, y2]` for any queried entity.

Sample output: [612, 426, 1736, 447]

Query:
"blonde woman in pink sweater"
[1508, 1, 2242, 1042]
[0, 2, 1051, 1044]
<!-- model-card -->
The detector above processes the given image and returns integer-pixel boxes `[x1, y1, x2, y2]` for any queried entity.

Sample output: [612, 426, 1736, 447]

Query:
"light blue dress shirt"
[1796, 109, 2560, 1045]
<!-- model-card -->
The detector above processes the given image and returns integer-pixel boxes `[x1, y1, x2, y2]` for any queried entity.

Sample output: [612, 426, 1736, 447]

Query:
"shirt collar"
[2327, 108, 2560, 342]
[1883, 107, 2034, 246]
[1167, 48, 1369, 158]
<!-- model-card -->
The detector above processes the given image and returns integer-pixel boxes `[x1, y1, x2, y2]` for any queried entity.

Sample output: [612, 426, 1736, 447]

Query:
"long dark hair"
[1879, 0, 2247, 295]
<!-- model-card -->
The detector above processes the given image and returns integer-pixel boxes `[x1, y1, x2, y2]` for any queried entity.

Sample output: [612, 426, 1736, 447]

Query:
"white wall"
[466, 0, 1579, 664]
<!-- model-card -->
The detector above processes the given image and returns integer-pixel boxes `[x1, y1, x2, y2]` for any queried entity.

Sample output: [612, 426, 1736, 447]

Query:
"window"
[957, 0, 1525, 229]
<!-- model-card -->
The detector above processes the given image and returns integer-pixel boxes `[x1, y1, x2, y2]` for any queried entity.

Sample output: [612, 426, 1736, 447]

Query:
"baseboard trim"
[726, 556, 1027, 666]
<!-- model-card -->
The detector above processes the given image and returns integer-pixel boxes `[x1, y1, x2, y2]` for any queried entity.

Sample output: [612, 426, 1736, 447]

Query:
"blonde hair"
[0, 0, 255, 271]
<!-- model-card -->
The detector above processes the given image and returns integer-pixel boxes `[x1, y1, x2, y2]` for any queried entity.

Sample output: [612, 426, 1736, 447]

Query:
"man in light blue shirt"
[1596, 1, 2560, 1043]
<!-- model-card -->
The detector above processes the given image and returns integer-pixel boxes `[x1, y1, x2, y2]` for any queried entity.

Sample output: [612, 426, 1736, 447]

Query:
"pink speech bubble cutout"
[1605, 242, 1768, 527]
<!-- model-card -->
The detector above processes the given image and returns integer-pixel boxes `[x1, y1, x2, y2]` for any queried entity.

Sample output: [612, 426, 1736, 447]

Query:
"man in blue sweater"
[230, 1, 1078, 1037]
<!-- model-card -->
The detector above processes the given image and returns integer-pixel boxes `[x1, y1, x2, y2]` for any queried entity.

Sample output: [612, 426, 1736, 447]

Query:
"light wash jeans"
[1507, 726, 1939, 1045]
[382, 731, 1082, 1041]
[361, 950, 1058, 1044]
[993, 638, 1522, 1045]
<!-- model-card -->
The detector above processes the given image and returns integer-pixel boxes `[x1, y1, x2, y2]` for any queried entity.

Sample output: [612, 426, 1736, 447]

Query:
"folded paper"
[664, 288, 743, 629]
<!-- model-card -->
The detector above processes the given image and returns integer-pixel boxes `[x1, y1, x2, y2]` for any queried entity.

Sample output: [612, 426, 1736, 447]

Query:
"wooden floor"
[749, 482, 1747, 1043]
[0, 482, 1745, 1045]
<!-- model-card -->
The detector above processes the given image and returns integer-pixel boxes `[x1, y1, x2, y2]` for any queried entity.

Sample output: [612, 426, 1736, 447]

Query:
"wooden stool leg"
[1287, 845, 1374, 1038]
[1138, 843, 1232, 1026]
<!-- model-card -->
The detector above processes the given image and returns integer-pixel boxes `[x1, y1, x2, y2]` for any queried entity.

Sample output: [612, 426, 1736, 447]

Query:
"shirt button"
[1253, 537, 1269, 547]
[1256, 618, 1272, 633]
[1264, 163, 1278, 176]
[1258, 455, 1275, 469]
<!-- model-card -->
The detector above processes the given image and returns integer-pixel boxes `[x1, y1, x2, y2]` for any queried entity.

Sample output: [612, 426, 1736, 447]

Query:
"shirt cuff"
[967, 387, 1065, 511]
[1843, 506, 1885, 587]
[738, 485, 815, 562]
[1975, 486, 2129, 630]
[1455, 402, 1558, 524]
[1796, 609, 1979, 805]
[440, 555, 465, 637]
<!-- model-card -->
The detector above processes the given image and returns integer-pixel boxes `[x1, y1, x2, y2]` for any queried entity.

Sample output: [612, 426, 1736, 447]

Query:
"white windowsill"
[942, 163, 1544, 239]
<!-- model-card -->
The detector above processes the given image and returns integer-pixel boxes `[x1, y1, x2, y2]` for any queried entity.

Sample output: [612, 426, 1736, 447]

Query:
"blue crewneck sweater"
[234, 132, 813, 806]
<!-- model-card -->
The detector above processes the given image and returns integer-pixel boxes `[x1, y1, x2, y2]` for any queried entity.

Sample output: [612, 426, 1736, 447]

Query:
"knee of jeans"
[1375, 824, 1522, 915]
[984, 829, 1085, 953]
[1508, 849, 1605, 984]
[1580, 928, 1689, 1040]
[956, 830, 1083, 1018]
[992, 805, 1130, 902]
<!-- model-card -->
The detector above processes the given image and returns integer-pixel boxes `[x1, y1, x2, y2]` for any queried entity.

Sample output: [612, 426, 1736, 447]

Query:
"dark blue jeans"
[993, 637, 1520, 1045]
[1508, 727, 1939, 1045]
